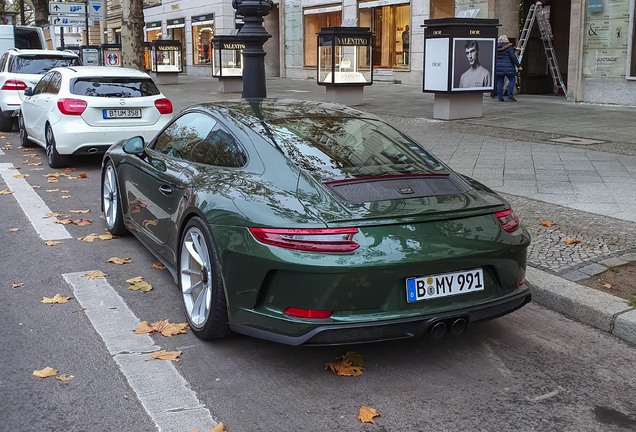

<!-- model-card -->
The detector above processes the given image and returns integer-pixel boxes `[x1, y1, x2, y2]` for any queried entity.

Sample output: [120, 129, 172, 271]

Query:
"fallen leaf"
[342, 351, 364, 367]
[55, 374, 75, 382]
[540, 219, 556, 227]
[47, 178, 59, 183]
[98, 233, 114, 240]
[127, 276, 153, 292]
[84, 270, 107, 280]
[45, 240, 63, 246]
[31, 168, 44, 171]
[32, 185, 42, 188]
[0, 189, 13, 195]
[13, 173, 29, 179]
[126, 276, 144, 284]
[11, 282, 24, 289]
[44, 213, 65, 218]
[41, 294, 72, 304]
[358, 406, 381, 424]
[76, 172, 88, 179]
[71, 219, 92, 227]
[44, 189, 60, 192]
[562, 238, 581, 245]
[63, 168, 77, 172]
[54, 219, 73, 225]
[60, 190, 70, 193]
[602, 284, 612, 289]
[134, 320, 190, 337]
[210, 423, 226, 432]
[8, 228, 19, 232]
[69, 209, 90, 214]
[33, 367, 58, 379]
[107, 257, 132, 265]
[325, 360, 364, 377]
[151, 350, 182, 361]
[25, 162, 42, 166]
[152, 262, 166, 270]
[78, 234, 98, 242]
[60, 195, 71, 199]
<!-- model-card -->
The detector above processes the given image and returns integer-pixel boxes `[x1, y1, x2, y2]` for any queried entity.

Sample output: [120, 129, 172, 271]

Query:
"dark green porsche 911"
[101, 99, 530, 345]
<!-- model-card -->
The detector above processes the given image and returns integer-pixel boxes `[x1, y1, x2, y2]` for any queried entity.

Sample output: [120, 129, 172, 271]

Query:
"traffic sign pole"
[85, 0, 89, 47]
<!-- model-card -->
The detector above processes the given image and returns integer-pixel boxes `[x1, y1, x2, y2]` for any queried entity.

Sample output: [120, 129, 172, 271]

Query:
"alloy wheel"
[102, 164, 118, 229]
[180, 227, 213, 328]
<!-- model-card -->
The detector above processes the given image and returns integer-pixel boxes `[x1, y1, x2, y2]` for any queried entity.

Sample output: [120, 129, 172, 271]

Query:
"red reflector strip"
[284, 307, 333, 319]
[248, 227, 360, 253]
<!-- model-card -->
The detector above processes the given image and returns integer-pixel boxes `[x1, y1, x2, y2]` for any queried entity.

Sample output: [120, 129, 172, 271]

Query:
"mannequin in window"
[402, 25, 410, 65]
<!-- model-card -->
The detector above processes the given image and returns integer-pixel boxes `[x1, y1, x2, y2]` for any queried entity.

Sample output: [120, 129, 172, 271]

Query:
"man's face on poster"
[465, 45, 478, 66]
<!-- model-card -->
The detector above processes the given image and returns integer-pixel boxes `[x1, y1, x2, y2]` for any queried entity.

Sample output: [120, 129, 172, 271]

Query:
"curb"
[527, 266, 636, 345]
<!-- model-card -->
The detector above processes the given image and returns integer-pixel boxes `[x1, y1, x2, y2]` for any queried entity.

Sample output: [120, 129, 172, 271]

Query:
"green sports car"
[101, 99, 530, 345]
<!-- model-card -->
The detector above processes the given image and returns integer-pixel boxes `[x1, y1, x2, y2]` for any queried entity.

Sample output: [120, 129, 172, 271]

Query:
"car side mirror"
[122, 136, 145, 156]
[24, 87, 33, 96]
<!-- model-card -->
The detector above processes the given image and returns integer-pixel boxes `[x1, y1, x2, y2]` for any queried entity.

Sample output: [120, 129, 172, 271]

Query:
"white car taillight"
[1, 79, 28, 91]
[57, 98, 88, 115]
[154, 98, 173, 114]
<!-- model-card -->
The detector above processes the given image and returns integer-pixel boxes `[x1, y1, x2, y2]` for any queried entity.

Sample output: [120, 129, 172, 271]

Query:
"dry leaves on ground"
[8, 228, 19, 232]
[78, 232, 115, 242]
[358, 406, 381, 424]
[134, 320, 189, 337]
[192, 423, 226, 432]
[41, 294, 72, 304]
[325, 351, 365, 377]
[127, 276, 153, 292]
[84, 270, 107, 280]
[13, 173, 28, 179]
[107, 257, 132, 265]
[562, 238, 581, 245]
[11, 282, 24, 289]
[151, 350, 182, 361]
[540, 219, 556, 227]
[152, 262, 166, 270]
[69, 209, 90, 214]
[32, 367, 58, 379]
[56, 374, 75, 382]
[0, 189, 13, 195]
[44, 240, 63, 246]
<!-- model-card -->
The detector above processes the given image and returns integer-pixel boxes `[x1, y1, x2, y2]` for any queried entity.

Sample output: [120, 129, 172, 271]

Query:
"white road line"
[63, 271, 218, 432]
[0, 162, 71, 240]
[0, 148, 4, 155]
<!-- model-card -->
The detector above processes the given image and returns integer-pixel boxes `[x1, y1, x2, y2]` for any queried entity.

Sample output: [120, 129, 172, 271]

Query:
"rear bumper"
[230, 288, 531, 345]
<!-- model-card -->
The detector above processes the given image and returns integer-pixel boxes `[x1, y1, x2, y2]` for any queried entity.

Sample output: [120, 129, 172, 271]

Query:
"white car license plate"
[103, 109, 142, 119]
[406, 268, 484, 303]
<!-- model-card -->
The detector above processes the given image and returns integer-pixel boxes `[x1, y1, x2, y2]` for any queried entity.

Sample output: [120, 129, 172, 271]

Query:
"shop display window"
[151, 41, 183, 73]
[359, 1, 411, 69]
[192, 14, 215, 65]
[317, 27, 373, 85]
[212, 38, 244, 77]
[303, 6, 342, 67]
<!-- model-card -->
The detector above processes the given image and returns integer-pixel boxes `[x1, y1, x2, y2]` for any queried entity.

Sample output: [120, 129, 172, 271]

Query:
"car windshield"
[265, 117, 445, 179]
[12, 56, 78, 74]
[71, 77, 160, 98]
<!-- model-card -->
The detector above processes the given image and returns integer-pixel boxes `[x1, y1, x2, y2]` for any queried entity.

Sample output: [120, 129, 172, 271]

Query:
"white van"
[0, 25, 46, 54]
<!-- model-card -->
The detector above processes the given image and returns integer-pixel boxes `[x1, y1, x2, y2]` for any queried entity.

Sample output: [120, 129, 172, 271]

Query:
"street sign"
[49, 15, 94, 27]
[88, 0, 105, 21]
[49, 2, 86, 14]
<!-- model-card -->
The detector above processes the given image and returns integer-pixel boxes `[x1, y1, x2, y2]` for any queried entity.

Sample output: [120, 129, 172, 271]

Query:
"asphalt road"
[1, 131, 635, 432]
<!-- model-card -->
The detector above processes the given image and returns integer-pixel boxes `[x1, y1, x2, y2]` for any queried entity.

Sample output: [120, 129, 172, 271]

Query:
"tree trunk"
[121, 0, 145, 70]
[32, 0, 48, 27]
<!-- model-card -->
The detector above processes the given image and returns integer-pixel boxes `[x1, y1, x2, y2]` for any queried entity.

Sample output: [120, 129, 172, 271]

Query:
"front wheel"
[102, 161, 128, 236]
[45, 125, 69, 168]
[18, 113, 35, 148]
[179, 217, 231, 340]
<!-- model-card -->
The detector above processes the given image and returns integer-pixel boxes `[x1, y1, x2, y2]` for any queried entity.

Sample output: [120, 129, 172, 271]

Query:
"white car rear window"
[71, 77, 160, 98]
[12, 56, 79, 74]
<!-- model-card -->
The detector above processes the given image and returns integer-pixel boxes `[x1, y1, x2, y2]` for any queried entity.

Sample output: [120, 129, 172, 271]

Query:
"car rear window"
[71, 77, 160, 98]
[11, 56, 78, 74]
[265, 117, 445, 179]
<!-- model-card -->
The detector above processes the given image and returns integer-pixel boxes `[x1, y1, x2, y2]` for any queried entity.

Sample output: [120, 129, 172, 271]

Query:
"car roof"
[193, 99, 380, 124]
[51, 66, 153, 78]
[9, 48, 79, 57]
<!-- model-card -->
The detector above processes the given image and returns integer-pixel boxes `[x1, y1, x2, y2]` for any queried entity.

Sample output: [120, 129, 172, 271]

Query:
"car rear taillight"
[154, 98, 173, 114]
[248, 227, 360, 253]
[284, 307, 333, 319]
[1, 79, 28, 91]
[57, 98, 87, 115]
[495, 209, 521, 233]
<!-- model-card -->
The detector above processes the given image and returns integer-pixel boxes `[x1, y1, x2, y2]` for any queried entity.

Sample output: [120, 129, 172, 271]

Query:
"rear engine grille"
[326, 177, 464, 203]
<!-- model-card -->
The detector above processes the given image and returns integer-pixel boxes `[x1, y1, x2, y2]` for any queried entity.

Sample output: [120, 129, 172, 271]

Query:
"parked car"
[0, 25, 47, 53]
[0, 48, 80, 131]
[101, 99, 531, 345]
[19, 66, 174, 168]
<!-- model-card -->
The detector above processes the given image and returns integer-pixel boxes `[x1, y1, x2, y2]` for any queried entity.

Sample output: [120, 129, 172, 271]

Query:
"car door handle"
[159, 185, 172, 195]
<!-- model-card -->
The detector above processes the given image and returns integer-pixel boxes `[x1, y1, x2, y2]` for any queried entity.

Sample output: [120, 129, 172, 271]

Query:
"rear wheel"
[18, 113, 35, 148]
[0, 111, 13, 132]
[179, 217, 231, 340]
[102, 161, 128, 236]
[45, 125, 69, 168]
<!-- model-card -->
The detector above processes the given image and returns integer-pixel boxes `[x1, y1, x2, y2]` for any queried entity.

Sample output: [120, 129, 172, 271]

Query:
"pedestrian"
[495, 35, 522, 102]
[530, 0, 552, 38]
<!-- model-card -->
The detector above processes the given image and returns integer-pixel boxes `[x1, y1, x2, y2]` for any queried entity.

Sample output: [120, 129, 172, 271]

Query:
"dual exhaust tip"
[430, 317, 468, 339]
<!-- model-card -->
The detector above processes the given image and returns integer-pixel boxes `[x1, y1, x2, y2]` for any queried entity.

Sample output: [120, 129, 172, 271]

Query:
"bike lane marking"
[0, 162, 71, 240]
[63, 271, 219, 432]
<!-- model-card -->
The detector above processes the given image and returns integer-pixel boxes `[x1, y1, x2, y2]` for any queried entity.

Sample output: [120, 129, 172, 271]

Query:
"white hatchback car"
[19, 66, 174, 168]
[0, 48, 80, 131]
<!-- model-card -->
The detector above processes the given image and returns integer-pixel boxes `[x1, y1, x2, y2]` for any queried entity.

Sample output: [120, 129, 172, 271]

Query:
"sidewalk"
[159, 76, 636, 345]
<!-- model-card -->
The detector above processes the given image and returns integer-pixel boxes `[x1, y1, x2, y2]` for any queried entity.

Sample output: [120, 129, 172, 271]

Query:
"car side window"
[154, 112, 246, 167]
[32, 73, 53, 95]
[44, 72, 62, 94]
[0, 53, 8, 72]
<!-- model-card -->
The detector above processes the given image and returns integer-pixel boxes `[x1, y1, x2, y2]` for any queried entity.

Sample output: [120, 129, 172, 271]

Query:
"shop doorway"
[519, 1, 570, 94]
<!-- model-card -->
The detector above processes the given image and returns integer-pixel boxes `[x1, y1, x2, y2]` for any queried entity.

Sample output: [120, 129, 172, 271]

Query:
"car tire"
[0, 112, 13, 132]
[45, 124, 69, 168]
[179, 217, 231, 340]
[18, 113, 35, 148]
[102, 161, 129, 236]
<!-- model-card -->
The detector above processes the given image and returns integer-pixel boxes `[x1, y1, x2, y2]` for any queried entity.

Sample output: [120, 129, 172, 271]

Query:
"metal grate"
[326, 177, 464, 203]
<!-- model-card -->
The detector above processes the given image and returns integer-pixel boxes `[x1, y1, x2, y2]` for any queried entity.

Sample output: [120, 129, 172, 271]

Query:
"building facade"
[97, 0, 636, 105]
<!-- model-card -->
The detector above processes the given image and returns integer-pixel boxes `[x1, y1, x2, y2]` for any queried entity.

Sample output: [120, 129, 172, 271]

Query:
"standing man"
[458, 40, 491, 88]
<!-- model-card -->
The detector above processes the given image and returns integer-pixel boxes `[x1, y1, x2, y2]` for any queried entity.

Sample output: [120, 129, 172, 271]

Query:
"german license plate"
[406, 268, 484, 303]
[103, 109, 142, 119]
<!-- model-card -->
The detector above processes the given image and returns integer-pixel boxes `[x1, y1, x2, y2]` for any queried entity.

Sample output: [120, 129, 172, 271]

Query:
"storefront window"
[303, 6, 342, 67]
[192, 14, 215, 65]
[167, 18, 186, 70]
[146, 21, 162, 42]
[359, 1, 411, 69]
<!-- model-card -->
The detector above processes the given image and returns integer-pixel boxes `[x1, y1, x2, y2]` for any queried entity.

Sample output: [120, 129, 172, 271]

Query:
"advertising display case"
[150, 40, 182, 84]
[422, 18, 499, 120]
[101, 44, 122, 67]
[211, 35, 244, 93]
